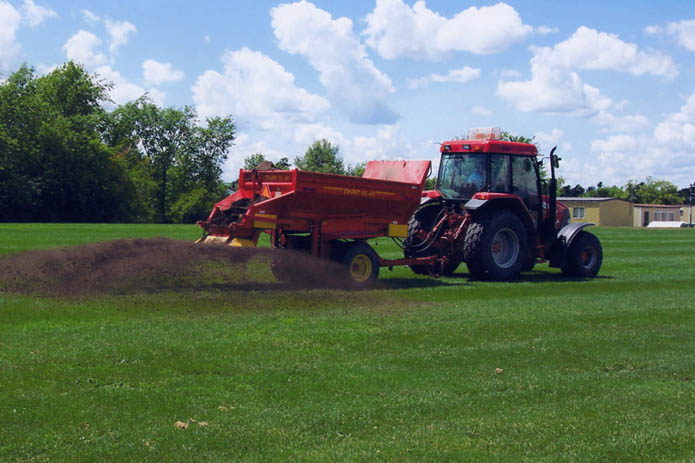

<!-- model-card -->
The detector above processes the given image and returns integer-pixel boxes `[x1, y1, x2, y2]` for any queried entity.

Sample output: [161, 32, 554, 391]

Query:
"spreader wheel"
[343, 242, 379, 288]
[271, 249, 295, 282]
[561, 231, 603, 277]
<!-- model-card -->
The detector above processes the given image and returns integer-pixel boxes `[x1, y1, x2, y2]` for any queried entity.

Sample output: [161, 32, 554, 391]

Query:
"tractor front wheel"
[561, 231, 603, 277]
[343, 242, 379, 288]
[463, 212, 527, 280]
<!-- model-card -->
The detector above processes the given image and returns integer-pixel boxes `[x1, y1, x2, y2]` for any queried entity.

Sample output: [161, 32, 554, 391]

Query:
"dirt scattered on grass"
[0, 237, 348, 297]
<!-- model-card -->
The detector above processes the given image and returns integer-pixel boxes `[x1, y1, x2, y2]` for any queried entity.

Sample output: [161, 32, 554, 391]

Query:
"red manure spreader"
[198, 128, 602, 288]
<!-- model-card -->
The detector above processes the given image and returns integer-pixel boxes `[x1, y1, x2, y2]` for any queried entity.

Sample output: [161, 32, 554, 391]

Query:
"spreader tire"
[404, 202, 459, 275]
[271, 250, 295, 282]
[343, 242, 379, 288]
[463, 212, 527, 281]
[561, 231, 602, 277]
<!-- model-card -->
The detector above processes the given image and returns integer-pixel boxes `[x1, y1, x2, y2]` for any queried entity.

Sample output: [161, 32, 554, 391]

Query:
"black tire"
[343, 242, 379, 288]
[463, 212, 527, 281]
[561, 231, 603, 277]
[403, 202, 460, 275]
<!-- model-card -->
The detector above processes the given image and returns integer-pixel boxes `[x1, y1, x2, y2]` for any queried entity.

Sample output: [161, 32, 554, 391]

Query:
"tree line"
[0, 62, 235, 223]
[556, 178, 689, 205]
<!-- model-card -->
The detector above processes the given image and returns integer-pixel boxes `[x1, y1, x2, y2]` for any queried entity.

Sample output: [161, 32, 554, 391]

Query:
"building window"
[572, 207, 585, 219]
[654, 211, 675, 221]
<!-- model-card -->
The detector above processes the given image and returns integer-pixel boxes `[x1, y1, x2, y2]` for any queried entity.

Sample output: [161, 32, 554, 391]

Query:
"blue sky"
[1, 0, 694, 187]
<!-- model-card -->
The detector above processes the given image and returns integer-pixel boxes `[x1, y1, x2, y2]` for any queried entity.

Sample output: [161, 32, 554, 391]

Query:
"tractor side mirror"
[551, 153, 561, 169]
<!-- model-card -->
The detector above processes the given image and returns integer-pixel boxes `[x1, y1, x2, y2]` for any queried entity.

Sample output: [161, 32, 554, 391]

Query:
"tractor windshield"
[437, 153, 487, 200]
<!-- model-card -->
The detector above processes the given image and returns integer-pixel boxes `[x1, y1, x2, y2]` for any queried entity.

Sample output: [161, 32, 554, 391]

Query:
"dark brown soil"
[0, 238, 347, 297]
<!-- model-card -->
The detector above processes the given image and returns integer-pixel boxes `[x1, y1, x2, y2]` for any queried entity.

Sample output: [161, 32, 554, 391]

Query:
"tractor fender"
[464, 197, 535, 235]
[557, 222, 595, 247]
[464, 198, 487, 211]
[548, 222, 595, 267]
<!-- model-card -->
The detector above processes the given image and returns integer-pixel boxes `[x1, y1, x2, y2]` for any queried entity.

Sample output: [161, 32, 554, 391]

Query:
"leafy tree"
[244, 153, 267, 170]
[499, 132, 534, 144]
[294, 139, 345, 174]
[627, 177, 681, 205]
[0, 62, 138, 222]
[346, 162, 366, 177]
[244, 153, 291, 171]
[275, 157, 291, 170]
[101, 99, 235, 222]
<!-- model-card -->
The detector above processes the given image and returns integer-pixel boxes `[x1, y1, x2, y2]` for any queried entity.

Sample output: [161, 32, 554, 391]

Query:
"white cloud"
[0, 0, 21, 72]
[592, 111, 650, 133]
[82, 9, 100, 25]
[407, 66, 480, 89]
[589, 91, 695, 186]
[21, 0, 56, 27]
[497, 51, 613, 116]
[142, 59, 184, 85]
[204, 35, 211, 44]
[63, 30, 157, 107]
[363, 0, 532, 59]
[105, 19, 136, 54]
[36, 62, 58, 74]
[94, 65, 151, 106]
[498, 26, 676, 116]
[63, 30, 107, 67]
[271, 1, 396, 124]
[192, 47, 330, 129]
[534, 128, 572, 153]
[544, 26, 677, 79]
[654, 92, 695, 149]
[471, 105, 492, 116]
[535, 25, 558, 36]
[645, 19, 695, 52]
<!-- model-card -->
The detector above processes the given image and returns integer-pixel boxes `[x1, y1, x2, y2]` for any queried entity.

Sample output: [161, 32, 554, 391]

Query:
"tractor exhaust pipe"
[548, 146, 558, 239]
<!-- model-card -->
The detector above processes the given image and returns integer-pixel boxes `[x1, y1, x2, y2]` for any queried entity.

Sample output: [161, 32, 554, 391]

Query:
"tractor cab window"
[490, 154, 510, 193]
[511, 156, 539, 210]
[437, 153, 486, 199]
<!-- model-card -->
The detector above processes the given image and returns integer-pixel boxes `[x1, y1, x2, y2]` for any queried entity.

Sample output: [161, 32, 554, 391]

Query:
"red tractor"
[197, 128, 602, 287]
[402, 128, 602, 281]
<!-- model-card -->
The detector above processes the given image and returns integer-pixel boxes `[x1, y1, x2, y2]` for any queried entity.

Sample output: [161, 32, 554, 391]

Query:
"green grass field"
[1, 224, 694, 462]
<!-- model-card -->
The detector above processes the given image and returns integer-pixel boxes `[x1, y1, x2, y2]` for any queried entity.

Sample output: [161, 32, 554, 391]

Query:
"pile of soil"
[0, 238, 316, 296]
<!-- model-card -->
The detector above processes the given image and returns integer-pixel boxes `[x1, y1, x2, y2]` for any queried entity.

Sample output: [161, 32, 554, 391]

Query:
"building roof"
[633, 203, 684, 208]
[557, 197, 626, 202]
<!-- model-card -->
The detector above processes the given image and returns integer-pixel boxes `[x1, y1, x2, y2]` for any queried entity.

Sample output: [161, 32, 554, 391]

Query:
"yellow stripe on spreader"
[254, 213, 277, 219]
[230, 238, 257, 247]
[388, 224, 408, 238]
[253, 221, 276, 229]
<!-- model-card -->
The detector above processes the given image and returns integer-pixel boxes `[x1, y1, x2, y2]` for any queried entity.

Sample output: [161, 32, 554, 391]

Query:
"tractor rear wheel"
[343, 242, 379, 288]
[404, 202, 460, 275]
[463, 212, 527, 280]
[561, 231, 603, 277]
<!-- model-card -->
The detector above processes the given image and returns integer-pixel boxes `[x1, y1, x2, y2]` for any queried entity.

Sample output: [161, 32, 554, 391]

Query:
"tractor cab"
[435, 128, 542, 226]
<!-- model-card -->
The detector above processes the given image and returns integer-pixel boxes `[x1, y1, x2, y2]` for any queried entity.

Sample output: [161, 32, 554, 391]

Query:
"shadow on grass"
[373, 277, 468, 290]
[438, 269, 614, 284]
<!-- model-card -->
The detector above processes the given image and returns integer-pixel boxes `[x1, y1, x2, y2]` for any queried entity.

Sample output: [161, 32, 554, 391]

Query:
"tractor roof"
[440, 139, 538, 157]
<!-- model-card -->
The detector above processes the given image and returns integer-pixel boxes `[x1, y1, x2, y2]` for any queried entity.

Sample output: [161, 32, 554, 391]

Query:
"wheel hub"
[350, 254, 372, 283]
[491, 228, 519, 269]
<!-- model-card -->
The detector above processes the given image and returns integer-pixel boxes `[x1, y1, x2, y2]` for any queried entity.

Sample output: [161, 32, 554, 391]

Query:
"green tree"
[0, 62, 138, 222]
[346, 162, 366, 177]
[628, 177, 681, 205]
[244, 153, 267, 170]
[102, 99, 235, 223]
[294, 139, 345, 174]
